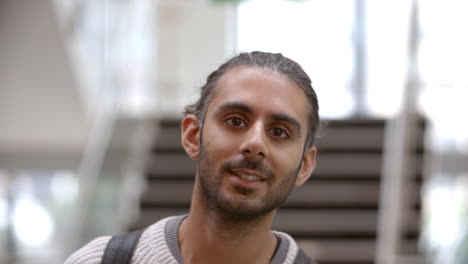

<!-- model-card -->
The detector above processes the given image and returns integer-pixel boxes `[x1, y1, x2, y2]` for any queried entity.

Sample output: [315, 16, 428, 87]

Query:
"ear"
[181, 114, 201, 160]
[294, 146, 317, 187]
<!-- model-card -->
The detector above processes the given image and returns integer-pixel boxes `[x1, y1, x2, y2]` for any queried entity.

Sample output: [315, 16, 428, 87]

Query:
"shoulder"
[273, 231, 316, 264]
[64, 217, 176, 264]
[131, 216, 176, 262]
[64, 236, 112, 264]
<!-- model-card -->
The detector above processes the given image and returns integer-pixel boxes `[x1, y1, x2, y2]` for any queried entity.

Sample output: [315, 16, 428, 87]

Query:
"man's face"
[196, 66, 314, 219]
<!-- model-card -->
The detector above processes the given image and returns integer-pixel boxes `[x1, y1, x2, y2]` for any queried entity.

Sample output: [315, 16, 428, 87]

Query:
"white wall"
[0, 0, 89, 169]
[156, 0, 232, 116]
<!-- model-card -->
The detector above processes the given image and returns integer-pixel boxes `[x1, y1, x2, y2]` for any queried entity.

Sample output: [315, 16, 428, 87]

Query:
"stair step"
[141, 181, 385, 208]
[134, 209, 378, 237]
[299, 239, 375, 263]
[145, 152, 391, 178]
[299, 238, 418, 264]
[272, 209, 418, 237]
[133, 209, 420, 238]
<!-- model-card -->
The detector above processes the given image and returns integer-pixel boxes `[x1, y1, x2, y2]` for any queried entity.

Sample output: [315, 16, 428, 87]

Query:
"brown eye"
[270, 127, 288, 138]
[226, 117, 246, 127]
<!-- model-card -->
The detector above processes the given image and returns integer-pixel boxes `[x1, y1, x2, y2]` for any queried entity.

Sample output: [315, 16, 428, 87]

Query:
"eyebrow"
[216, 102, 253, 115]
[215, 101, 302, 134]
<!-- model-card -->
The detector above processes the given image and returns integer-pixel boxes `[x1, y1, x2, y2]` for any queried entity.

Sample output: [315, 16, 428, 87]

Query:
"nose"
[239, 122, 268, 159]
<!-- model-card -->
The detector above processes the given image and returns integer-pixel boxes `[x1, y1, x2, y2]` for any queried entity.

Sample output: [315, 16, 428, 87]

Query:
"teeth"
[239, 174, 261, 181]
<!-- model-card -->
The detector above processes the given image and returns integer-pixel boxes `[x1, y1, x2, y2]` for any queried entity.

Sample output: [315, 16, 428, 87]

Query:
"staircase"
[133, 118, 425, 264]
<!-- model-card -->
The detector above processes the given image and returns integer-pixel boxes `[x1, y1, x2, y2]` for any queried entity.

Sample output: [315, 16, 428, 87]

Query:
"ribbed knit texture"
[273, 231, 299, 264]
[65, 216, 176, 264]
[64, 215, 301, 264]
[131, 216, 177, 263]
[65, 236, 112, 264]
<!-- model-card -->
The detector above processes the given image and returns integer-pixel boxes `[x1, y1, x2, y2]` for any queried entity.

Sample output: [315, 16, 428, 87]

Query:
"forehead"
[206, 66, 310, 127]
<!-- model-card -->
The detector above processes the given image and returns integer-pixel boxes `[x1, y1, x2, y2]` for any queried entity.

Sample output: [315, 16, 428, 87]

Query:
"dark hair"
[185, 51, 319, 148]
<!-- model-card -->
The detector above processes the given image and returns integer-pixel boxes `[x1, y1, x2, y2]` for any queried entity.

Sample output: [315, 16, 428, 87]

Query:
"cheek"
[271, 145, 304, 170]
[203, 124, 241, 153]
[202, 131, 235, 161]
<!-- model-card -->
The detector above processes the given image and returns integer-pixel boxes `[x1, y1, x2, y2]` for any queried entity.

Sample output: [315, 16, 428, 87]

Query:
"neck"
[179, 178, 278, 264]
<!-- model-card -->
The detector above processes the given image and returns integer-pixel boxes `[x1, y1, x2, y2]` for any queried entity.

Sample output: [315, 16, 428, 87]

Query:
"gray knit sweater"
[65, 215, 301, 264]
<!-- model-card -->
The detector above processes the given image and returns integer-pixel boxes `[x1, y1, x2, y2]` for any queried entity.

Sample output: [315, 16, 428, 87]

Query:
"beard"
[197, 142, 302, 221]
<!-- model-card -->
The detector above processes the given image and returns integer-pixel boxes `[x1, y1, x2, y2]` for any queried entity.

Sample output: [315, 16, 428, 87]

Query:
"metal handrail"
[375, 1, 425, 263]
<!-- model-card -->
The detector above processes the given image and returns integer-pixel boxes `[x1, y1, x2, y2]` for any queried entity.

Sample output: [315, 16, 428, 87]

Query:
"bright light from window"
[0, 199, 7, 229]
[51, 170, 79, 204]
[419, 87, 468, 153]
[419, 0, 468, 87]
[365, 1, 412, 117]
[423, 174, 468, 263]
[237, 0, 355, 118]
[13, 196, 54, 247]
[0, 169, 8, 229]
[424, 178, 460, 248]
[418, 0, 468, 147]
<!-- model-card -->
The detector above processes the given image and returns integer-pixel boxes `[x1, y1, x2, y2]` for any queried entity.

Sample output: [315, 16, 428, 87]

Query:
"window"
[237, 0, 414, 118]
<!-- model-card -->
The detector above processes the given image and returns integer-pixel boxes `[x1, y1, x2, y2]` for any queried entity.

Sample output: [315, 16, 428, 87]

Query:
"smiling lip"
[229, 169, 267, 182]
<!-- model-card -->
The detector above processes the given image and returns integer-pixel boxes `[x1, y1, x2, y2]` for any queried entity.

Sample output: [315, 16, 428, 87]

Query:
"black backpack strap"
[294, 247, 316, 264]
[101, 229, 145, 264]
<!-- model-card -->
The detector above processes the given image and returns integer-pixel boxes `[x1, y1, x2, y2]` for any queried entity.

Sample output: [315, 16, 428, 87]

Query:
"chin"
[213, 192, 279, 220]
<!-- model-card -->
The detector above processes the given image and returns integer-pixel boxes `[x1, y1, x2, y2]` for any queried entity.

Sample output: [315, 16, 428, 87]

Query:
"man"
[66, 51, 320, 264]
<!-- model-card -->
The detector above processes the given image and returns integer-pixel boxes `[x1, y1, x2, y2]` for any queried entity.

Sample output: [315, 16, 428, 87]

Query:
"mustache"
[221, 157, 274, 180]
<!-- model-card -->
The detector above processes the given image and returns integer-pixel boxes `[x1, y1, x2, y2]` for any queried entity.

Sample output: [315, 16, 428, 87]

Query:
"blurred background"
[0, 0, 467, 263]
